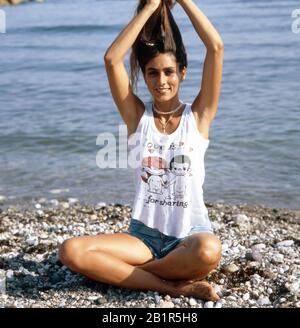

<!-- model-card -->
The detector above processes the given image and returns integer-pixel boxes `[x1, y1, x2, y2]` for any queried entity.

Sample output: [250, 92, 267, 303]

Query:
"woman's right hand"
[145, 0, 161, 11]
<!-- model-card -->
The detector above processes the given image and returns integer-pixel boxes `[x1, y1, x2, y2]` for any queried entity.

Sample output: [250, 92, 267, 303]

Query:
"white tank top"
[128, 102, 212, 238]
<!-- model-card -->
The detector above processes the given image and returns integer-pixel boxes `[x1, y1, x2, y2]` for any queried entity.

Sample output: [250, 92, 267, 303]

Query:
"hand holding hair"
[144, 0, 177, 11]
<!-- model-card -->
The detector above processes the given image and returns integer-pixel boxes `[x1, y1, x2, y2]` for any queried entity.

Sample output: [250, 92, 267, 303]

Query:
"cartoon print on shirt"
[168, 155, 192, 199]
[141, 156, 168, 195]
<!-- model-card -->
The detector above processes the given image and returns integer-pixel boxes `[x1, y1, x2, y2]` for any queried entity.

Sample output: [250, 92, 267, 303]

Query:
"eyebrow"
[147, 67, 175, 71]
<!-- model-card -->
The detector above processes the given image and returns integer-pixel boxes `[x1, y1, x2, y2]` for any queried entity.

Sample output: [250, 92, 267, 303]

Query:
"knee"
[194, 236, 222, 268]
[58, 237, 82, 269]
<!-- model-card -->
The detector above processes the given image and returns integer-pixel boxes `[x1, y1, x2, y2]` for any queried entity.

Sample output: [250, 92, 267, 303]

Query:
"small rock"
[211, 222, 222, 231]
[246, 251, 263, 262]
[160, 301, 174, 308]
[232, 213, 249, 225]
[214, 301, 223, 308]
[189, 298, 197, 306]
[275, 240, 294, 247]
[204, 301, 214, 308]
[243, 293, 250, 301]
[285, 282, 299, 295]
[272, 254, 284, 264]
[227, 296, 237, 301]
[58, 300, 66, 307]
[96, 297, 107, 305]
[88, 296, 100, 302]
[96, 202, 106, 209]
[0, 195, 7, 202]
[251, 244, 266, 252]
[50, 199, 59, 206]
[25, 236, 38, 246]
[257, 296, 271, 306]
[35, 203, 42, 209]
[154, 295, 161, 304]
[248, 261, 261, 268]
[56, 236, 65, 244]
[223, 263, 239, 273]
[61, 202, 70, 209]
[36, 210, 44, 217]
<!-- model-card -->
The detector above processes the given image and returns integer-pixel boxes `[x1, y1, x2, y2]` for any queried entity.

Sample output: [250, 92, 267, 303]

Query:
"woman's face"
[144, 53, 186, 102]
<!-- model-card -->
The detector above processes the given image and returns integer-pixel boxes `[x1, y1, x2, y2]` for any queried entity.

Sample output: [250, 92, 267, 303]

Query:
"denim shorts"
[124, 218, 213, 260]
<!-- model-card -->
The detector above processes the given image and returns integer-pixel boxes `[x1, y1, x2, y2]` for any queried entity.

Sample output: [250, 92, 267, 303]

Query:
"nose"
[158, 72, 167, 86]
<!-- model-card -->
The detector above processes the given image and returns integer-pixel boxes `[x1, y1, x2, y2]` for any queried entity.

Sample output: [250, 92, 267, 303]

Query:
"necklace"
[158, 114, 174, 134]
[152, 101, 183, 115]
[152, 102, 184, 134]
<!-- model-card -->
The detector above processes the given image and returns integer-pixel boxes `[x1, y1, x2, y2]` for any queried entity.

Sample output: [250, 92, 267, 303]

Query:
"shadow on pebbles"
[0, 200, 299, 308]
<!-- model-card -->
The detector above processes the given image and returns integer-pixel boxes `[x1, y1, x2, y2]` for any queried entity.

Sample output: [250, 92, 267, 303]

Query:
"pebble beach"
[0, 199, 299, 308]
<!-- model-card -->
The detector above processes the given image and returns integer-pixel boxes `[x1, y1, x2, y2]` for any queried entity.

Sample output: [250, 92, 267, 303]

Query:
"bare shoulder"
[190, 103, 210, 140]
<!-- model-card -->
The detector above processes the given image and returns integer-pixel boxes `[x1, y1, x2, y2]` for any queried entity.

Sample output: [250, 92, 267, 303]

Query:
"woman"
[59, 0, 224, 301]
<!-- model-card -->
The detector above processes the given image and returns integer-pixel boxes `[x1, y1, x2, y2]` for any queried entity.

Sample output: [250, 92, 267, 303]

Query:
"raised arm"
[178, 0, 224, 138]
[104, 1, 161, 135]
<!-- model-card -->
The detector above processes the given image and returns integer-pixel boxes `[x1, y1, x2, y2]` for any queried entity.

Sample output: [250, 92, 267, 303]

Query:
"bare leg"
[63, 249, 218, 300]
[138, 233, 222, 281]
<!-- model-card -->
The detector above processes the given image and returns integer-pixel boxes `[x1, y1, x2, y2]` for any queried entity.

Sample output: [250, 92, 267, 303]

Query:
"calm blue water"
[0, 0, 299, 209]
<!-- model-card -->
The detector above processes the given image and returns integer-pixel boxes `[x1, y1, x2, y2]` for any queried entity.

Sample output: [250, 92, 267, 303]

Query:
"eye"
[148, 71, 157, 76]
[165, 70, 174, 76]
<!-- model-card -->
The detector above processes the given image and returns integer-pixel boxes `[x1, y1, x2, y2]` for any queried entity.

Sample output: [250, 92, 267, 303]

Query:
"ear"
[180, 67, 187, 81]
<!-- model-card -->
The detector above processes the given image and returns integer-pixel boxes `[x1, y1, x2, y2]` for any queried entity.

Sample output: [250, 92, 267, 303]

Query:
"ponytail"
[130, 0, 187, 90]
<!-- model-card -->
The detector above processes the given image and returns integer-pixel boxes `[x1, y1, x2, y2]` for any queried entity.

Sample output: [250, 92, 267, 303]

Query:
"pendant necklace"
[152, 101, 183, 134]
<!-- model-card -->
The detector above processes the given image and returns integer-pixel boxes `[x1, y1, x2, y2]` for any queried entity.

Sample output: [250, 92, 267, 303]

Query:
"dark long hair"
[130, 0, 188, 90]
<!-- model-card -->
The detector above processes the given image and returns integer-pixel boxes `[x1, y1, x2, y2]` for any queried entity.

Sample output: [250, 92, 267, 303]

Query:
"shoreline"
[0, 201, 299, 308]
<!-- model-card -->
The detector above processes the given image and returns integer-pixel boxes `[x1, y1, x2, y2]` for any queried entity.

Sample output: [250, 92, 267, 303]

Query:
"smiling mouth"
[156, 88, 171, 94]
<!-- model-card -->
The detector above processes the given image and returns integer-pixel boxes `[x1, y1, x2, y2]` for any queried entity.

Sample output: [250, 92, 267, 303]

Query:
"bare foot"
[174, 280, 220, 301]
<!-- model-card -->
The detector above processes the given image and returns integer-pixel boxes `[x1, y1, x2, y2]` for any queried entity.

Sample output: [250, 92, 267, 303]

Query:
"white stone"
[211, 222, 222, 231]
[251, 244, 266, 252]
[215, 301, 223, 308]
[257, 296, 271, 306]
[160, 301, 174, 308]
[285, 282, 299, 295]
[96, 202, 106, 208]
[233, 214, 249, 225]
[204, 301, 214, 308]
[275, 240, 294, 247]
[25, 236, 38, 246]
[272, 254, 284, 264]
[36, 210, 44, 217]
[173, 298, 181, 305]
[243, 293, 250, 301]
[6, 270, 14, 280]
[56, 236, 65, 245]
[61, 202, 70, 209]
[189, 298, 197, 306]
[35, 203, 42, 209]
[222, 243, 229, 252]
[50, 199, 59, 206]
[154, 295, 161, 304]
[224, 263, 239, 273]
[227, 296, 237, 301]
[88, 296, 99, 301]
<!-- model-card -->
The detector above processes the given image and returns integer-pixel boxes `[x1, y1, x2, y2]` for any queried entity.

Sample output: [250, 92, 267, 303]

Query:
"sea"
[0, 0, 299, 209]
